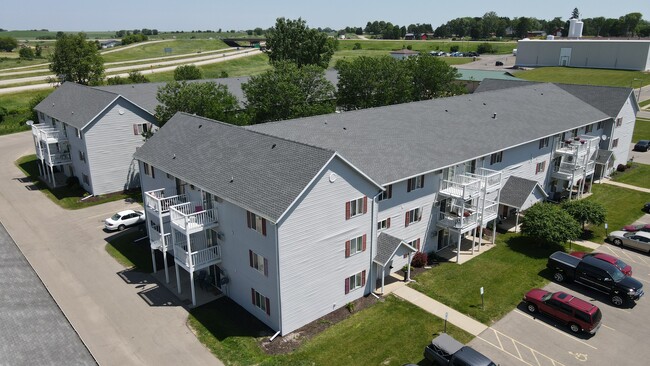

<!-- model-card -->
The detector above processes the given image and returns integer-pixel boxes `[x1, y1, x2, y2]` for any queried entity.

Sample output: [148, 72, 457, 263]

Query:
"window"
[251, 288, 270, 315]
[143, 162, 151, 176]
[377, 218, 391, 230]
[615, 117, 623, 127]
[535, 161, 546, 174]
[405, 207, 422, 227]
[77, 128, 83, 140]
[78, 150, 85, 162]
[407, 175, 425, 192]
[490, 151, 503, 165]
[247, 211, 267, 236]
[38, 111, 44, 122]
[133, 123, 150, 136]
[612, 138, 619, 148]
[597, 121, 603, 130]
[249, 250, 268, 276]
[378, 184, 392, 201]
[82, 174, 89, 185]
[408, 238, 421, 251]
[344, 270, 366, 294]
[585, 124, 593, 133]
[572, 129, 578, 137]
[51, 118, 57, 127]
[538, 137, 549, 149]
[345, 235, 366, 257]
[345, 196, 367, 219]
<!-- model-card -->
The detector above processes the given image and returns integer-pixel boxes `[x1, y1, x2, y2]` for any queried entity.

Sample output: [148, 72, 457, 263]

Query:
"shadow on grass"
[104, 227, 153, 273]
[190, 297, 274, 341]
[505, 235, 566, 259]
[580, 229, 596, 241]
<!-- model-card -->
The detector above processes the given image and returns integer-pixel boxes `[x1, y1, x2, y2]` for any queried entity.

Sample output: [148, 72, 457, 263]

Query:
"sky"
[1, 0, 648, 32]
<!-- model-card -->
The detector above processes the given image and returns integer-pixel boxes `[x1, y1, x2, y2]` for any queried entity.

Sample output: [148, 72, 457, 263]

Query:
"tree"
[127, 71, 149, 83]
[520, 202, 581, 245]
[405, 55, 463, 100]
[49, 32, 104, 85]
[571, 8, 580, 19]
[155, 81, 240, 125]
[242, 61, 336, 124]
[19, 47, 35, 59]
[0, 36, 18, 52]
[265, 17, 337, 68]
[173, 64, 202, 81]
[34, 44, 43, 57]
[561, 199, 607, 230]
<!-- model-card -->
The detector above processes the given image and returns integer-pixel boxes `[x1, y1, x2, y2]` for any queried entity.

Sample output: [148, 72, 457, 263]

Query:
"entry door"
[559, 48, 572, 66]
[437, 229, 449, 250]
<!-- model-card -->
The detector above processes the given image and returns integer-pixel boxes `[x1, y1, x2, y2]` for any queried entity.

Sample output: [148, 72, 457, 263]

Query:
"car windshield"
[615, 259, 628, 270]
[609, 267, 626, 282]
[111, 213, 121, 221]
[541, 292, 553, 301]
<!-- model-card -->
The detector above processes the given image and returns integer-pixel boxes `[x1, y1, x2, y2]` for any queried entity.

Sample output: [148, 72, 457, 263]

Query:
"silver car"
[608, 231, 650, 253]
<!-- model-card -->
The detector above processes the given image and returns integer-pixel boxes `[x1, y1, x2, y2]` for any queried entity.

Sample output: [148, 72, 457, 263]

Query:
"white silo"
[568, 18, 583, 38]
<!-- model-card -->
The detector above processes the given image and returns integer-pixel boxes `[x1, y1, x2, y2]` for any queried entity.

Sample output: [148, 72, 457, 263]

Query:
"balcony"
[170, 202, 218, 234]
[437, 211, 478, 232]
[439, 175, 481, 200]
[150, 232, 171, 251]
[480, 201, 499, 225]
[32, 124, 68, 144]
[554, 135, 599, 158]
[173, 241, 221, 271]
[36, 149, 71, 166]
[467, 168, 502, 193]
[144, 189, 188, 217]
[552, 161, 596, 182]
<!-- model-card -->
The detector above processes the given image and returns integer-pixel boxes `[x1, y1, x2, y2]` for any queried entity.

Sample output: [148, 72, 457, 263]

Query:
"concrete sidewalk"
[600, 178, 650, 193]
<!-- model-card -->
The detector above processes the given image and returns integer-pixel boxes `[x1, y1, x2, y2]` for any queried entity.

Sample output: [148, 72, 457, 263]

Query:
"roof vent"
[71, 111, 74, 114]
[445, 109, 448, 112]
[198, 124, 202, 128]
[172, 154, 176, 159]
[492, 113, 497, 119]
[271, 143, 276, 149]
[343, 127, 347, 130]
[229, 176, 234, 183]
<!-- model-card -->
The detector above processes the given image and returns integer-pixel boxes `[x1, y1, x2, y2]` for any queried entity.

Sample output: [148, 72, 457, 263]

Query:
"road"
[0, 131, 223, 366]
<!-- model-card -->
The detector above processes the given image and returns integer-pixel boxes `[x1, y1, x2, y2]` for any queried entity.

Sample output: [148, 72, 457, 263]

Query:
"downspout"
[274, 222, 283, 337]
[369, 190, 382, 295]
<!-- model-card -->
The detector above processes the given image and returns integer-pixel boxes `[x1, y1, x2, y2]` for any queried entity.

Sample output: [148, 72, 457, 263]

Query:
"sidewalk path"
[392, 285, 488, 336]
[601, 178, 650, 193]
[0, 131, 222, 366]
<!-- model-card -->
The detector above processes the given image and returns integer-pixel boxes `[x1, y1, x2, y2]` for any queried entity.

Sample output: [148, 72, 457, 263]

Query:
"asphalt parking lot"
[469, 242, 650, 365]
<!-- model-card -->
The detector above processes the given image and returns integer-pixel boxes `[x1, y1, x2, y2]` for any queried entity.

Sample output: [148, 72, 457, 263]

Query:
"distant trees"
[0, 36, 18, 51]
[155, 81, 240, 125]
[173, 64, 202, 81]
[49, 32, 104, 85]
[242, 61, 336, 124]
[106, 71, 149, 85]
[115, 29, 158, 38]
[121, 33, 148, 45]
[19, 46, 35, 59]
[265, 17, 338, 68]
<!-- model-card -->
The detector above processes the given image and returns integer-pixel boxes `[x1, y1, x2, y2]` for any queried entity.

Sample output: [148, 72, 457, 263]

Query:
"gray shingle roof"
[374, 233, 416, 266]
[248, 83, 610, 184]
[133, 112, 336, 222]
[34, 82, 119, 130]
[500, 176, 546, 209]
[595, 149, 614, 165]
[475, 79, 633, 117]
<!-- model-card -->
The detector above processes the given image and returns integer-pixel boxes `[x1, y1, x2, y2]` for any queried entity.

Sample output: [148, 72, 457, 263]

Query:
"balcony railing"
[32, 124, 68, 143]
[173, 243, 221, 270]
[170, 202, 218, 233]
[437, 211, 478, 231]
[555, 135, 600, 157]
[439, 175, 481, 200]
[150, 232, 171, 251]
[44, 152, 72, 166]
[467, 167, 501, 192]
[144, 189, 188, 215]
[481, 201, 499, 224]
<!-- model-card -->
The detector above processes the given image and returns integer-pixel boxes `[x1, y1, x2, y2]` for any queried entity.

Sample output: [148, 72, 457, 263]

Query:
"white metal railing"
[173, 242, 221, 269]
[144, 189, 188, 214]
[468, 168, 501, 192]
[555, 135, 600, 156]
[438, 211, 478, 230]
[45, 152, 71, 165]
[439, 175, 481, 199]
[170, 202, 218, 232]
[150, 232, 171, 250]
[31, 125, 68, 142]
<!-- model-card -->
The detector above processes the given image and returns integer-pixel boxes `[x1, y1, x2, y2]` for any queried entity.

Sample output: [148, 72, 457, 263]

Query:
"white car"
[104, 210, 145, 231]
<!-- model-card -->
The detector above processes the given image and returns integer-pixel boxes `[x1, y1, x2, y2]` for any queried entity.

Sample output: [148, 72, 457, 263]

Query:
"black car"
[644, 202, 650, 213]
[634, 140, 650, 152]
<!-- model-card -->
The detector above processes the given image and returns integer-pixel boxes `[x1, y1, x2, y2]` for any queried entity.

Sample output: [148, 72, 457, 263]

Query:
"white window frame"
[615, 117, 622, 127]
[539, 137, 549, 149]
[349, 235, 363, 256]
[251, 251, 265, 274]
[348, 197, 364, 218]
[378, 184, 392, 201]
[407, 207, 422, 225]
[134, 123, 149, 135]
[143, 162, 151, 176]
[490, 151, 503, 165]
[408, 175, 424, 191]
[585, 124, 593, 133]
[597, 121, 604, 130]
[247, 211, 266, 235]
[377, 218, 389, 230]
[612, 138, 619, 148]
[253, 289, 268, 312]
[348, 272, 363, 291]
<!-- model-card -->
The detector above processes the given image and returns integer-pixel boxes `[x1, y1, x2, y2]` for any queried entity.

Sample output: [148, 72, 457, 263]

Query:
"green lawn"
[585, 184, 650, 242]
[611, 163, 650, 189]
[411, 233, 589, 325]
[105, 229, 152, 272]
[145, 53, 271, 83]
[517, 67, 650, 87]
[639, 99, 650, 108]
[15, 154, 141, 209]
[0, 89, 52, 136]
[101, 39, 230, 63]
[338, 39, 516, 54]
[634, 118, 650, 142]
[189, 295, 472, 366]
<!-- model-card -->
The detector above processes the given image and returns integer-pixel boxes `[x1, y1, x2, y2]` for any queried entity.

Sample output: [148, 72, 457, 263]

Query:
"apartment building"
[134, 81, 637, 335]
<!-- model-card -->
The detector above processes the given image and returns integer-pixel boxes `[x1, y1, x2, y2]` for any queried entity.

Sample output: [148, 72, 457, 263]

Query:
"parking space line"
[478, 328, 567, 366]
[601, 324, 616, 331]
[514, 310, 597, 350]
[602, 245, 649, 266]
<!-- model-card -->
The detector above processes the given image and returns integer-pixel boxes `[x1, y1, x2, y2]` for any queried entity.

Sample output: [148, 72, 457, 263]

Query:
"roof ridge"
[66, 81, 120, 98]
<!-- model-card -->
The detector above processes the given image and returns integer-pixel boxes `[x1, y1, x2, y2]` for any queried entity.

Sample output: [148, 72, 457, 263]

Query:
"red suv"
[523, 289, 602, 334]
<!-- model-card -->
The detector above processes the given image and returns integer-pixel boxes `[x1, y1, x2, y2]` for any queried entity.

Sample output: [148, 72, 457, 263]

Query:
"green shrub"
[19, 47, 35, 60]
[174, 64, 202, 81]
[476, 42, 495, 54]
[450, 45, 459, 52]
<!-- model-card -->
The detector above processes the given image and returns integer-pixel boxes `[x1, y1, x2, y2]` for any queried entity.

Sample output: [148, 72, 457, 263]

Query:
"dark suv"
[523, 289, 602, 334]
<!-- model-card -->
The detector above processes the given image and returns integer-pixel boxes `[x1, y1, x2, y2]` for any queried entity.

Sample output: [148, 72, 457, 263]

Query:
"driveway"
[469, 243, 650, 365]
[0, 131, 222, 365]
[456, 54, 517, 71]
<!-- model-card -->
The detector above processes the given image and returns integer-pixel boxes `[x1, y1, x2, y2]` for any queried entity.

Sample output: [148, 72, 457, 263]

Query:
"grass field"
[585, 184, 650, 242]
[101, 39, 230, 62]
[330, 49, 474, 66]
[105, 229, 152, 272]
[517, 67, 650, 87]
[338, 39, 516, 54]
[0, 89, 52, 135]
[0, 43, 53, 70]
[145, 52, 271, 82]
[188, 295, 472, 366]
[634, 118, 650, 142]
[1, 30, 116, 40]
[640, 99, 650, 108]
[611, 163, 650, 189]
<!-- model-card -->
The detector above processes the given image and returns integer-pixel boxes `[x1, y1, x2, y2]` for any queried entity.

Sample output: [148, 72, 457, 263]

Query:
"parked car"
[424, 333, 496, 366]
[570, 251, 632, 276]
[608, 231, 650, 253]
[523, 289, 602, 334]
[466, 51, 480, 57]
[633, 140, 650, 152]
[495, 61, 504, 66]
[622, 223, 650, 232]
[547, 251, 644, 306]
[645, 202, 650, 213]
[104, 210, 145, 231]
